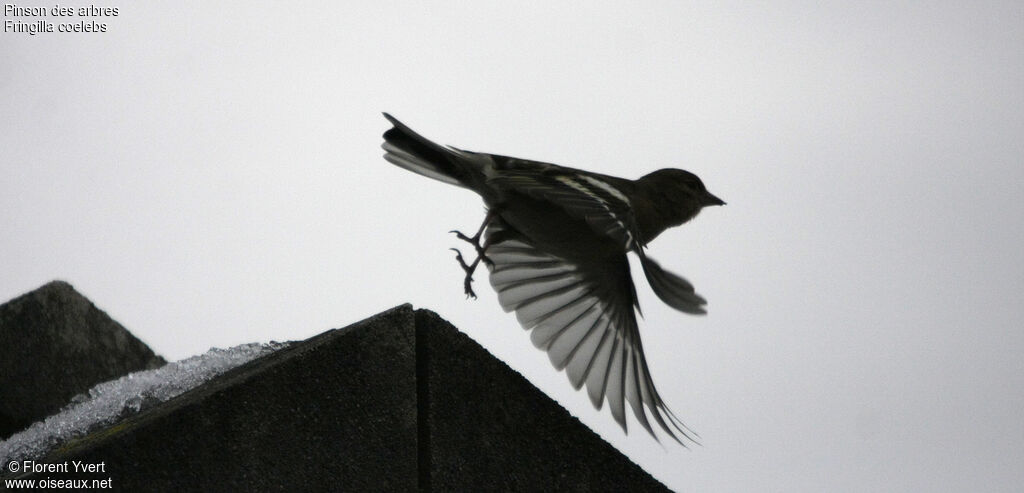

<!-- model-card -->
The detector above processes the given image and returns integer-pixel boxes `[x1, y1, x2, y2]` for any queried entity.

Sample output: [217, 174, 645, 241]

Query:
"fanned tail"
[381, 113, 474, 189]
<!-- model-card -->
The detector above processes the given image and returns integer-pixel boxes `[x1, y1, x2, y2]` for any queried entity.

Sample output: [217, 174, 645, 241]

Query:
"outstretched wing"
[488, 163, 710, 316]
[637, 250, 709, 315]
[484, 220, 698, 445]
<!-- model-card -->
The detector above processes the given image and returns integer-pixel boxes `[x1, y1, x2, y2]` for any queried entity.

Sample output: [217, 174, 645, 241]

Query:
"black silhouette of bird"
[381, 113, 724, 444]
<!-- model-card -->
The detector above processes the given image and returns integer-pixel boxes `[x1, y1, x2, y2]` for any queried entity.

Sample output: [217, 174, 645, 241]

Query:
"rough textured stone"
[27, 305, 419, 492]
[0, 281, 166, 439]
[8, 304, 668, 491]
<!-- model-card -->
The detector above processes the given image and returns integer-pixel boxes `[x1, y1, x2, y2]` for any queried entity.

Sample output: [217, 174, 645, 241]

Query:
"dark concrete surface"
[0, 281, 166, 439]
[5, 301, 669, 491]
[22, 305, 420, 492]
[416, 309, 669, 492]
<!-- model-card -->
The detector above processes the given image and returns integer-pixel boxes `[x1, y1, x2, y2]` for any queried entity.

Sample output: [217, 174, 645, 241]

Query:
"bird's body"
[381, 113, 724, 444]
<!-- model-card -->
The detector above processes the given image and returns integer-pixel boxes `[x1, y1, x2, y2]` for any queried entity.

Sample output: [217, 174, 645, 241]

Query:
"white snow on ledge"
[0, 341, 288, 468]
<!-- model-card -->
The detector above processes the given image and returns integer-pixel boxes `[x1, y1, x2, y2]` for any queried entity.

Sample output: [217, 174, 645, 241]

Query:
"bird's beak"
[705, 192, 726, 206]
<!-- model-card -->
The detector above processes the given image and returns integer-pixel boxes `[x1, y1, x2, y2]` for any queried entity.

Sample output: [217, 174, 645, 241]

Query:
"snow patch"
[0, 341, 288, 467]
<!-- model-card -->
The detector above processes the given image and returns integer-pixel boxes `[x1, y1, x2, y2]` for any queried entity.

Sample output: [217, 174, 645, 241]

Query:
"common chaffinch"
[382, 113, 724, 444]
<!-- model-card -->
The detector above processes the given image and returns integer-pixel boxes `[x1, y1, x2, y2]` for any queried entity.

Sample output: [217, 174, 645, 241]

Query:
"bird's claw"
[447, 207, 502, 299]
[450, 248, 480, 299]
[450, 230, 475, 244]
[450, 229, 492, 268]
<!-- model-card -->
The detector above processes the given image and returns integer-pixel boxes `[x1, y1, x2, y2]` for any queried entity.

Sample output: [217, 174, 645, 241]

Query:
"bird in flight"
[381, 113, 724, 445]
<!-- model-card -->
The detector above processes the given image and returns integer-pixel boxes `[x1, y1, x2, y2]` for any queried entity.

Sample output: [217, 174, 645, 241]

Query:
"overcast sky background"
[3, 2, 1023, 491]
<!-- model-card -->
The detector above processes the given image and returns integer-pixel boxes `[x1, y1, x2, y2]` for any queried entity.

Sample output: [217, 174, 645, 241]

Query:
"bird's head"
[642, 168, 725, 208]
[632, 168, 724, 243]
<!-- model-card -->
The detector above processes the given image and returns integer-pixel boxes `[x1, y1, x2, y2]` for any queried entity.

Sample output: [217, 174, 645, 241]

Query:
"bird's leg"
[450, 248, 482, 299]
[449, 208, 501, 298]
[451, 210, 496, 267]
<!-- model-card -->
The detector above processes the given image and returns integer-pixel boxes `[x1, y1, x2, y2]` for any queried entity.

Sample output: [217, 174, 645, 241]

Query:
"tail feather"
[382, 113, 471, 189]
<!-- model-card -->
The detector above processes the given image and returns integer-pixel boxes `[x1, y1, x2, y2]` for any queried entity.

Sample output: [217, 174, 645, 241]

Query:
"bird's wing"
[485, 221, 698, 445]
[488, 165, 710, 315]
[486, 164, 640, 251]
[637, 250, 709, 315]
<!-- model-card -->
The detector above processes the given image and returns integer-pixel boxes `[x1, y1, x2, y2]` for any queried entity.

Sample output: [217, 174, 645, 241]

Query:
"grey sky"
[3, 2, 1022, 491]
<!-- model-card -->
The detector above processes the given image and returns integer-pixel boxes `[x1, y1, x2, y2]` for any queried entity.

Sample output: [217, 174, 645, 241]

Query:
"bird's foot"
[448, 209, 500, 298]
[450, 247, 480, 299]
[450, 229, 494, 268]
